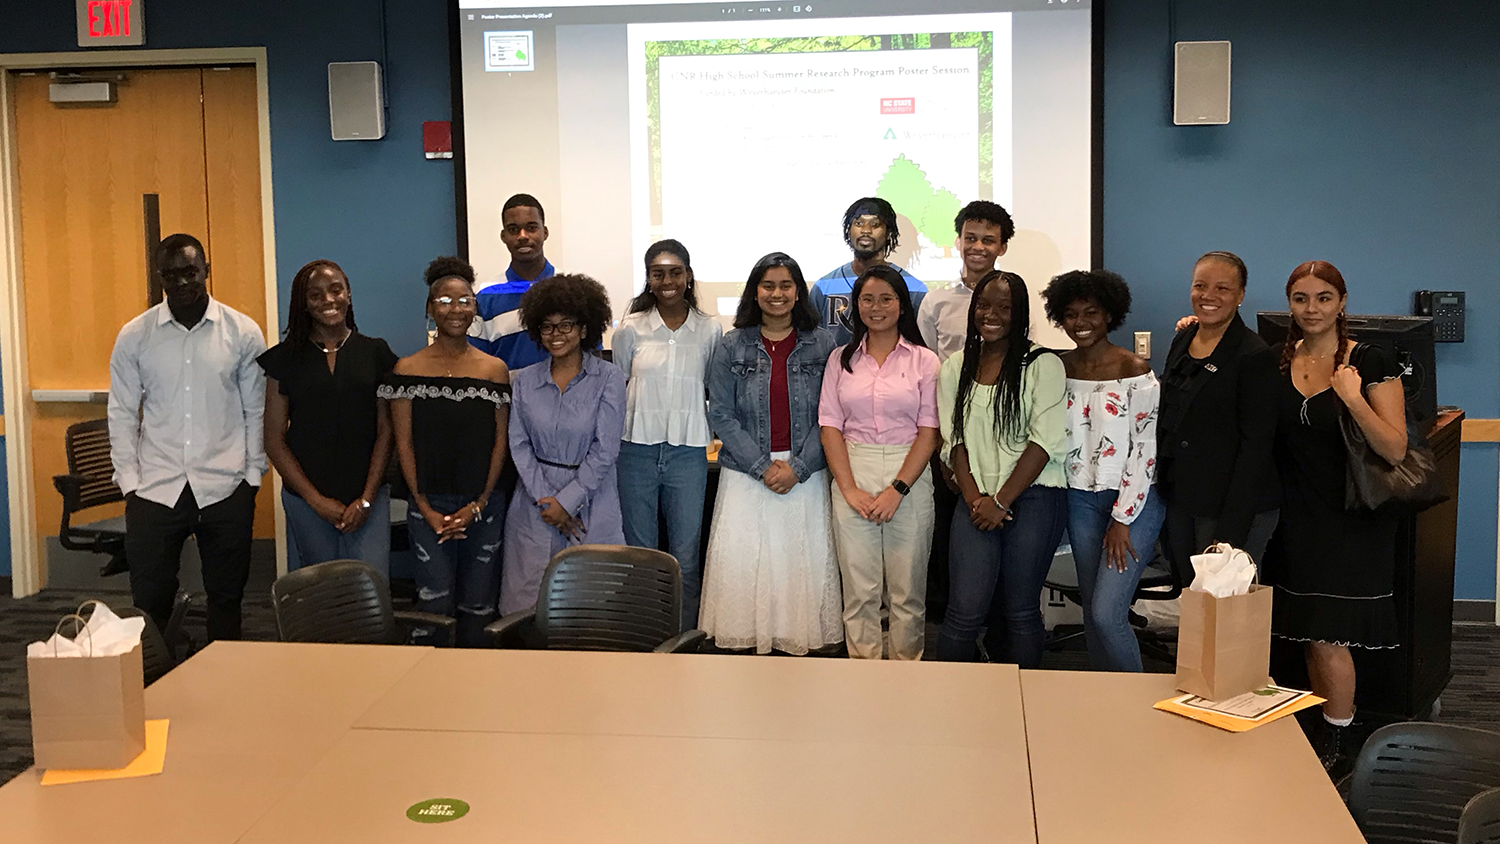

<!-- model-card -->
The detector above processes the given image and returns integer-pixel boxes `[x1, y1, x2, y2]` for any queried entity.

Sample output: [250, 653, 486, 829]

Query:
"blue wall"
[1102, 0, 1500, 601]
[2, 0, 1496, 597]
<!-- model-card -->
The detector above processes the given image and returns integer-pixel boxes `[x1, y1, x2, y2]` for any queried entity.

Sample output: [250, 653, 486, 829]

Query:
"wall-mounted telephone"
[1414, 290, 1464, 342]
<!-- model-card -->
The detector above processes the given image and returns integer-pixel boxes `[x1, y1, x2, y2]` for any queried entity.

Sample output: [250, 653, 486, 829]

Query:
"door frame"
[0, 48, 280, 597]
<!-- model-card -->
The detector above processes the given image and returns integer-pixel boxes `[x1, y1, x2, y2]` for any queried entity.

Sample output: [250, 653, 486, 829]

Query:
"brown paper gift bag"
[1175, 584, 1274, 701]
[28, 614, 147, 770]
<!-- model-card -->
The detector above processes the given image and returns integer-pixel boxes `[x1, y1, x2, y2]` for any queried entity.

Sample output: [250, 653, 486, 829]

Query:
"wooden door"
[11, 66, 272, 584]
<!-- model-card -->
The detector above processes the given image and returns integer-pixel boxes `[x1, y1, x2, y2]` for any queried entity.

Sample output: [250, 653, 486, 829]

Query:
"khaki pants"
[830, 442, 934, 660]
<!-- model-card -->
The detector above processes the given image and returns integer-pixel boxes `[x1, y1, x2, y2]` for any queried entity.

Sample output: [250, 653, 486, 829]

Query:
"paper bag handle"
[75, 598, 112, 622]
[1198, 542, 1262, 587]
[51, 613, 94, 657]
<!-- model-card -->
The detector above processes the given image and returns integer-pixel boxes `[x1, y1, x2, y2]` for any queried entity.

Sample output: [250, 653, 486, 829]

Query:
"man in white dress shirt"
[108, 233, 267, 641]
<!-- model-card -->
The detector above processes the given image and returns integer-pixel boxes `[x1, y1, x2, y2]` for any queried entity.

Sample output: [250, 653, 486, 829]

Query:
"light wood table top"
[0, 642, 430, 844]
[240, 725, 1037, 844]
[1020, 670, 1365, 844]
[356, 648, 1027, 748]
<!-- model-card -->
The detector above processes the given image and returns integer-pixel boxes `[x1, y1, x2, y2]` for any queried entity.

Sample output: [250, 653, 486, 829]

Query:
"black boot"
[1318, 718, 1356, 784]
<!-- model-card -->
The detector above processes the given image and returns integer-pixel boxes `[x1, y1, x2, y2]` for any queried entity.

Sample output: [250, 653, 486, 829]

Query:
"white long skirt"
[699, 455, 844, 655]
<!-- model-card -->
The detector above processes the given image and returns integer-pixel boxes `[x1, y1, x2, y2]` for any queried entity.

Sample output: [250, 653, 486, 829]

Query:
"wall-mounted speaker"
[328, 61, 386, 141]
[1173, 41, 1231, 125]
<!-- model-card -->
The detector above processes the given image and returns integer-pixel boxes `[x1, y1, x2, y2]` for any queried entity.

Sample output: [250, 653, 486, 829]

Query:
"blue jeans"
[937, 485, 1068, 667]
[1067, 487, 1167, 672]
[407, 493, 505, 647]
[617, 441, 708, 630]
[282, 486, 392, 580]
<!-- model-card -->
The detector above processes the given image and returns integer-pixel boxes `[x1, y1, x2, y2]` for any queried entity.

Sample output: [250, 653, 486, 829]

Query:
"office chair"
[1460, 787, 1500, 844]
[1348, 722, 1500, 844]
[271, 560, 456, 646]
[52, 419, 128, 576]
[486, 544, 707, 653]
[1042, 539, 1183, 665]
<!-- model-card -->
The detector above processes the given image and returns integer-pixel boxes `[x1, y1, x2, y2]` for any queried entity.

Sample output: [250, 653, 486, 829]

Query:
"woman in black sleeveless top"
[381, 257, 510, 646]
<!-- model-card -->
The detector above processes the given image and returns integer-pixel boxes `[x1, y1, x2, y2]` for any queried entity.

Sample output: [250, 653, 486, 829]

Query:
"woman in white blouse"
[612, 240, 723, 630]
[1042, 270, 1163, 672]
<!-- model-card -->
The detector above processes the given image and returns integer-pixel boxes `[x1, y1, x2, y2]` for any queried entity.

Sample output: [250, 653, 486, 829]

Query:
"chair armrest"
[483, 610, 537, 648]
[392, 611, 458, 647]
[52, 474, 85, 519]
[653, 630, 708, 654]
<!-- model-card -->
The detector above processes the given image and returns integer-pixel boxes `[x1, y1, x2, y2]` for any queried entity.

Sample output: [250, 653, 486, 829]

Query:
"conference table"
[0, 641, 1365, 843]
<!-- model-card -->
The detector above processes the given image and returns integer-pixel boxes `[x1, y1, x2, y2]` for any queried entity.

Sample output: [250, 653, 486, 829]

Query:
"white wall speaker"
[328, 61, 386, 141]
[1173, 41, 1231, 126]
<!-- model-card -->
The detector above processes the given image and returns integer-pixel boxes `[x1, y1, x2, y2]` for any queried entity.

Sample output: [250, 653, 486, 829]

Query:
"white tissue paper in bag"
[26, 602, 145, 659]
[1188, 542, 1257, 598]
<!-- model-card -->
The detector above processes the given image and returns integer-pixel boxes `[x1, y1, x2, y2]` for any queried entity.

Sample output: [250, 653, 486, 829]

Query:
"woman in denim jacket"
[699, 252, 844, 655]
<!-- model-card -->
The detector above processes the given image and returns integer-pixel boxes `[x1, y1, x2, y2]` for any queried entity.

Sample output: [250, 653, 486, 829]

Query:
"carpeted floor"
[2, 561, 1496, 785]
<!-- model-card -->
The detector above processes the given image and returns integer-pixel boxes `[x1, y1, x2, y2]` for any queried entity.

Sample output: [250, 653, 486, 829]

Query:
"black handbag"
[1338, 343, 1448, 513]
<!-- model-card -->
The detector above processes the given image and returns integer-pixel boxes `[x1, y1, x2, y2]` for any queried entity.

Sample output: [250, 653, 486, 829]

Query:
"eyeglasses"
[538, 320, 579, 336]
[857, 294, 899, 308]
[431, 295, 475, 307]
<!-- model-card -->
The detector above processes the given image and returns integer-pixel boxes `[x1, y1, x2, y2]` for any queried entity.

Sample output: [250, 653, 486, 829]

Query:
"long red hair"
[1279, 260, 1350, 375]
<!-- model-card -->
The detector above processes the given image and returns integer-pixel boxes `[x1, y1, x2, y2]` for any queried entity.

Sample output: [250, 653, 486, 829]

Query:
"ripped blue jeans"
[407, 493, 504, 646]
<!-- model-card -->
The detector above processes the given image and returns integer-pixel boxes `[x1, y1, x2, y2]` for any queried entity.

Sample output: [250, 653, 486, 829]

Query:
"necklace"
[1299, 342, 1336, 380]
[314, 329, 352, 354]
[762, 329, 792, 353]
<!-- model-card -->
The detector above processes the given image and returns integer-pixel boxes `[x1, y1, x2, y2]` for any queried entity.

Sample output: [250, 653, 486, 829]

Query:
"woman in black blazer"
[1156, 251, 1280, 578]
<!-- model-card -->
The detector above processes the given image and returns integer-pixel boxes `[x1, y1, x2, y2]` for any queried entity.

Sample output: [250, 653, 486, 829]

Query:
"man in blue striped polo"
[468, 193, 554, 369]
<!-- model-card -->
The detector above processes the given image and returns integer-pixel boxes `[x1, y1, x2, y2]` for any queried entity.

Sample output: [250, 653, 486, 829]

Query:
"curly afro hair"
[424, 256, 475, 288]
[1042, 269, 1132, 333]
[519, 273, 613, 351]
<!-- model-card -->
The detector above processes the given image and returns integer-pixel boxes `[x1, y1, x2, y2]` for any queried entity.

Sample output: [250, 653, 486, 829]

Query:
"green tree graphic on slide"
[876, 155, 962, 258]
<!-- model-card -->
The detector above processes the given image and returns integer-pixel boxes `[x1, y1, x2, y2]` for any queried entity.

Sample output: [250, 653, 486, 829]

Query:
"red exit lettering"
[880, 97, 915, 115]
[87, 0, 133, 38]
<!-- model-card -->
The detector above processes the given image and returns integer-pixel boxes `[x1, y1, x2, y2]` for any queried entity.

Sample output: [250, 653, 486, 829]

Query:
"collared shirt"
[937, 345, 1068, 495]
[917, 280, 974, 362]
[818, 336, 940, 446]
[808, 261, 927, 347]
[107, 299, 268, 508]
[469, 259, 554, 370]
[611, 307, 722, 448]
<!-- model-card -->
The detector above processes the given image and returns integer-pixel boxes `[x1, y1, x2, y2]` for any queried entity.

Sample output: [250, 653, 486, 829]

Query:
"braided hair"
[284, 259, 357, 345]
[950, 270, 1034, 448]
[841, 197, 901, 257]
[1279, 260, 1350, 375]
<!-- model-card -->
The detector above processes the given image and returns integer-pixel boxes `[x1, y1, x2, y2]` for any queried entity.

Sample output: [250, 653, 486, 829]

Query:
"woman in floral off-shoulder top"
[1043, 270, 1163, 672]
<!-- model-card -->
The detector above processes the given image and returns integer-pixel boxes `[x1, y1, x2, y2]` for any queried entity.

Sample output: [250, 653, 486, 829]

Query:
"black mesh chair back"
[1461, 788, 1500, 844]
[535, 545, 682, 652]
[271, 560, 401, 645]
[113, 606, 176, 686]
[63, 419, 125, 510]
[1350, 722, 1500, 844]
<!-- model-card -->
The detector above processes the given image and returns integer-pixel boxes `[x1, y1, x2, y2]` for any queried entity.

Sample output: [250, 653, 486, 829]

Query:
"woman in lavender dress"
[499, 274, 627, 615]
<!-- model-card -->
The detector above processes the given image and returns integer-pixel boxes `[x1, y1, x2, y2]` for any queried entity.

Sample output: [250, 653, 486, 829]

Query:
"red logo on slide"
[880, 98, 915, 115]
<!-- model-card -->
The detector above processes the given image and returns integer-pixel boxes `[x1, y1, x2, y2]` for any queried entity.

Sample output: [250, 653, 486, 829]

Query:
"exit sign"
[77, 0, 144, 47]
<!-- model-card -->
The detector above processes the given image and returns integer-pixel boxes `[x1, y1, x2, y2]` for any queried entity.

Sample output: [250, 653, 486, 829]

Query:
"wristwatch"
[358, 498, 372, 511]
[891, 478, 911, 496]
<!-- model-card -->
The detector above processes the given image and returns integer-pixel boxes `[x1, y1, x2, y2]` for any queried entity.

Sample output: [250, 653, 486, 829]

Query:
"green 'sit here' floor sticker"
[407, 798, 470, 823]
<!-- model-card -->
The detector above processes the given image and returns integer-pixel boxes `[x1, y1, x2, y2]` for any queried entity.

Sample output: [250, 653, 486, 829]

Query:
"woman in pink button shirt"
[819, 265, 941, 659]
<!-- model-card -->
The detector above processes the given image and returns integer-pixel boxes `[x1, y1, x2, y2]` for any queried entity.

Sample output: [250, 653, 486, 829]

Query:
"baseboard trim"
[1455, 599, 1497, 624]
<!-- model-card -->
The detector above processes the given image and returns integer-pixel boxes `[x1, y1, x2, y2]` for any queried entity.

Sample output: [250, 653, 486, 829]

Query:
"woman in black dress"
[1271, 260, 1407, 775]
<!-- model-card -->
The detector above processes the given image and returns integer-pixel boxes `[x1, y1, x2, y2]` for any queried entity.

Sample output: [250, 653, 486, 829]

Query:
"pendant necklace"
[316, 329, 352, 355]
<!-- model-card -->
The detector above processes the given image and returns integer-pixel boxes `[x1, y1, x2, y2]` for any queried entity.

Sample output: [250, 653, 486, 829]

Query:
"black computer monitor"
[1255, 312, 1437, 429]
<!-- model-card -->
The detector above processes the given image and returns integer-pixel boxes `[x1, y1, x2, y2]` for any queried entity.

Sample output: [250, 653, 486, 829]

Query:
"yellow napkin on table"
[41, 720, 169, 785]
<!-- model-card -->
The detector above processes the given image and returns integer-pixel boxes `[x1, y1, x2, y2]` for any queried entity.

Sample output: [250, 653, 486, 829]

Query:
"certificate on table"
[1177, 685, 1313, 721]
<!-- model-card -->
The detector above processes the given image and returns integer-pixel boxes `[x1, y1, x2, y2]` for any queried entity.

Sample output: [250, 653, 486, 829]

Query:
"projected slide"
[630, 16, 1011, 283]
[456, 1, 1091, 346]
